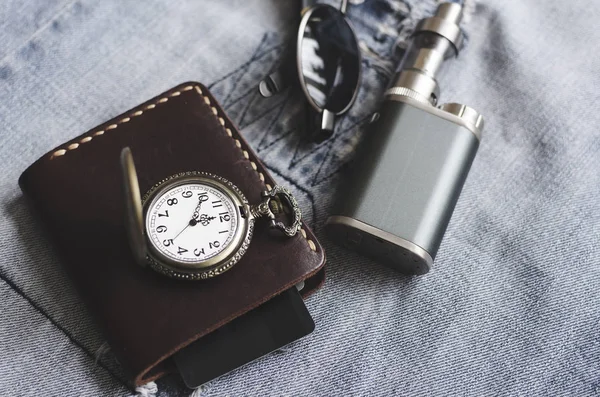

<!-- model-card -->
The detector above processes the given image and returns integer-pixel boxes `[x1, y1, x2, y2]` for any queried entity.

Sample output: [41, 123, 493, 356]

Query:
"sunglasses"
[259, 0, 362, 143]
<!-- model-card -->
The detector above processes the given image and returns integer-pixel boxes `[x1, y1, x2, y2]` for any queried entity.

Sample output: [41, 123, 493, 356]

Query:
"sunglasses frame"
[296, 3, 362, 118]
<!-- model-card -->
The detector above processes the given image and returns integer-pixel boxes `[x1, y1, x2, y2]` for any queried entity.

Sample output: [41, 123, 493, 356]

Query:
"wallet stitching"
[49, 85, 196, 159]
[48, 84, 317, 253]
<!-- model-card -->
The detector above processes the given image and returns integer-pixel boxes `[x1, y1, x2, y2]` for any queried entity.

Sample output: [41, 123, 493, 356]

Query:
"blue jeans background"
[2, 0, 600, 396]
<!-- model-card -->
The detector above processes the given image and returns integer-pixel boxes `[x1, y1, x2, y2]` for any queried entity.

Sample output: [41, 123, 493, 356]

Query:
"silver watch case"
[120, 148, 253, 280]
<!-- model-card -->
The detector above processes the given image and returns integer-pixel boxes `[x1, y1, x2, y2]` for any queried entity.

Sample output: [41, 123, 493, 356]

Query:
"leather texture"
[18, 82, 326, 386]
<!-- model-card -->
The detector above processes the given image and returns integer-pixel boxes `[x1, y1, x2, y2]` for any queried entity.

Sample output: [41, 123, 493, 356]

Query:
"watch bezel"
[141, 172, 253, 280]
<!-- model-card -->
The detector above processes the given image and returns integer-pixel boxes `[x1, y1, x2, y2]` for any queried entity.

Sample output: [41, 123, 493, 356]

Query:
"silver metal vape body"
[326, 3, 484, 274]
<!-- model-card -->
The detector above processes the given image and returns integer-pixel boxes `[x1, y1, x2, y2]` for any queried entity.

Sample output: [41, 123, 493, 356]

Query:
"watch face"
[145, 180, 241, 265]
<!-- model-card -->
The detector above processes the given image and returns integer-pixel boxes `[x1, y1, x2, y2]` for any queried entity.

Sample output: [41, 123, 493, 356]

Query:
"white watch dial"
[145, 182, 238, 263]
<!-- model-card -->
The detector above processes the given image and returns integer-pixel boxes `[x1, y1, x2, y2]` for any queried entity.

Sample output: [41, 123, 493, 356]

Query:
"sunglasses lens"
[299, 6, 360, 114]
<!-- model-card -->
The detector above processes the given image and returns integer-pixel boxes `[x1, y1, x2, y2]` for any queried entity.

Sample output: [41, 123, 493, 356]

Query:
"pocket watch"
[120, 147, 302, 280]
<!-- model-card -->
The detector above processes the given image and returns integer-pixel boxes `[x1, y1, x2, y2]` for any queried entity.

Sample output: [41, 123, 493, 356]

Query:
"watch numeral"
[182, 190, 193, 198]
[212, 200, 223, 208]
[163, 239, 174, 247]
[209, 241, 220, 249]
[158, 210, 169, 217]
[219, 212, 231, 222]
[194, 248, 205, 257]
[167, 198, 178, 206]
[219, 230, 228, 234]
[177, 246, 188, 255]
[198, 193, 209, 203]
[156, 225, 167, 233]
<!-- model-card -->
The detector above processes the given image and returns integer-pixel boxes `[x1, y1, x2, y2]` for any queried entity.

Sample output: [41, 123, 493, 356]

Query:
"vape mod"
[326, 3, 484, 275]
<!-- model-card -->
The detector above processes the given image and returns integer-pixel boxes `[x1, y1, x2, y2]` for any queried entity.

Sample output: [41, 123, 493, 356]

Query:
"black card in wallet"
[174, 287, 315, 388]
[18, 82, 326, 386]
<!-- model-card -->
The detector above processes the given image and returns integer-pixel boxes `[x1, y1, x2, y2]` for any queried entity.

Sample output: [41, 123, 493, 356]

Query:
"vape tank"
[325, 2, 484, 275]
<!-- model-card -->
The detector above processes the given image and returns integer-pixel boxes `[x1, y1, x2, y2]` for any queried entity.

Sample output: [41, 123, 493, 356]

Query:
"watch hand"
[175, 209, 207, 238]
[191, 195, 209, 222]
[173, 223, 191, 240]
[177, 196, 213, 236]
[189, 214, 216, 227]
[196, 214, 216, 226]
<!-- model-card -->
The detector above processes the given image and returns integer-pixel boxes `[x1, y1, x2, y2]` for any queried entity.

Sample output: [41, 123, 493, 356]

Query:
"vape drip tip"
[386, 3, 465, 105]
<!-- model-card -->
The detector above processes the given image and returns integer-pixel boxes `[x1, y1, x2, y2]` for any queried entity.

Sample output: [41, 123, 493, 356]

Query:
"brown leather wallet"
[18, 82, 326, 386]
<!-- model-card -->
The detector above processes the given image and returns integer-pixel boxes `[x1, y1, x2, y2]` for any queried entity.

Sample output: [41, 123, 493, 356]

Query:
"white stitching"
[50, 149, 66, 159]
[50, 86, 197, 159]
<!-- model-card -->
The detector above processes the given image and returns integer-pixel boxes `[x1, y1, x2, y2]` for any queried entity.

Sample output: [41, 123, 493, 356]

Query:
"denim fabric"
[2, 0, 600, 396]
